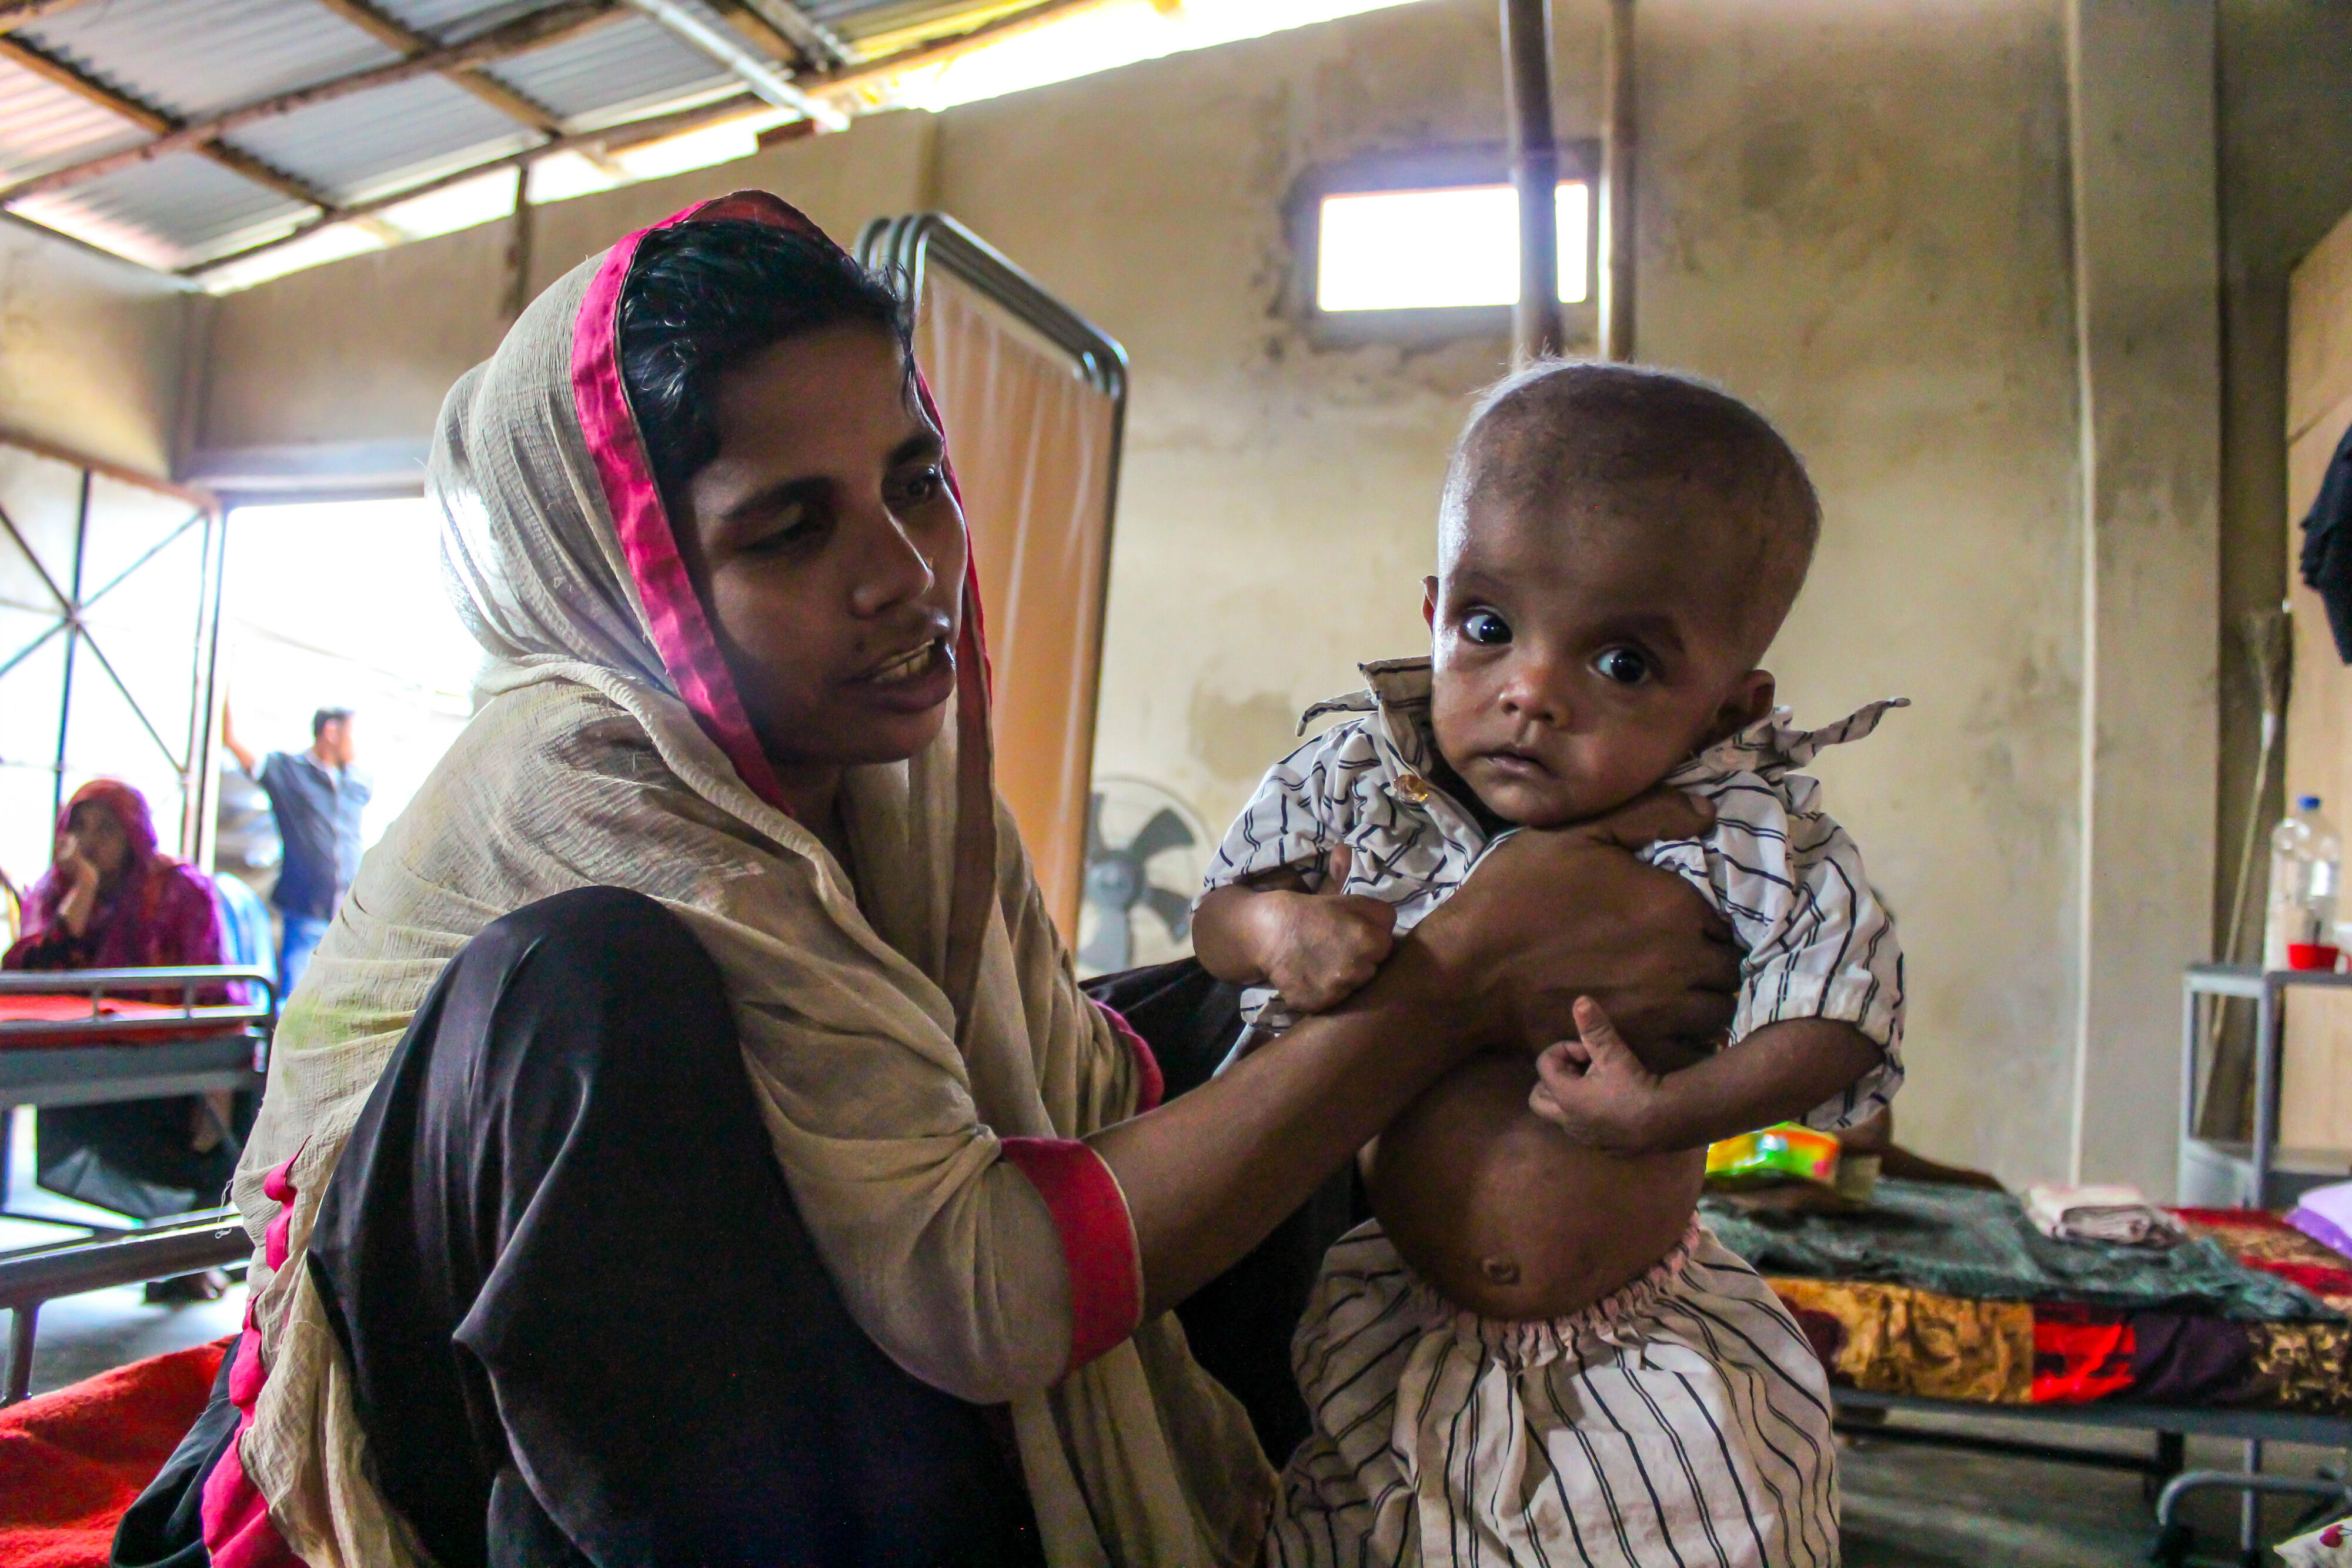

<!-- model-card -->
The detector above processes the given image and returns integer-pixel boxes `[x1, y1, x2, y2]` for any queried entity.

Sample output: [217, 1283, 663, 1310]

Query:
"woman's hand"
[1094, 785, 1738, 1317]
[1404, 787, 1740, 1062]
[1194, 845, 1396, 1014]
[52, 831, 101, 938]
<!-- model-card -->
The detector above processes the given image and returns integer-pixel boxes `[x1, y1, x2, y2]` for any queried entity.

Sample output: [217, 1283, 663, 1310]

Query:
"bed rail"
[0, 1207, 248, 1403]
[0, 965, 278, 1039]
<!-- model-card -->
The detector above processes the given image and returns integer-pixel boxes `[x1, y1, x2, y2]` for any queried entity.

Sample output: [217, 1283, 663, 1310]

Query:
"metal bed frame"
[0, 1206, 249, 1404]
[0, 964, 278, 1235]
[0, 965, 275, 1403]
[1834, 1387, 2352, 1565]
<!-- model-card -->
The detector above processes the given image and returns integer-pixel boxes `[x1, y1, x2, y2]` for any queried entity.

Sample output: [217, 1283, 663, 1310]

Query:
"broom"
[2199, 604, 2293, 1139]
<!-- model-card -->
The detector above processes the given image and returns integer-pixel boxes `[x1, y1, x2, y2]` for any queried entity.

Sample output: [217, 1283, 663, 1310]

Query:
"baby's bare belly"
[1367, 1054, 1708, 1321]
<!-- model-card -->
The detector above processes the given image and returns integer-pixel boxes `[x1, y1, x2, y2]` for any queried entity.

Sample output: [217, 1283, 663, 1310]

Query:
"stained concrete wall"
[0, 217, 191, 478]
[188, 0, 2345, 1187]
[1633, 0, 2085, 1181]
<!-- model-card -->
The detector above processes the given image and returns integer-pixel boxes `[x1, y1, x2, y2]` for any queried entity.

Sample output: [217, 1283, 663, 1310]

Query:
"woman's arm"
[1091, 789, 1740, 1317]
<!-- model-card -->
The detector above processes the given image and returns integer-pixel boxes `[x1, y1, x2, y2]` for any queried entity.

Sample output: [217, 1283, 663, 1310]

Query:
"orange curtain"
[918, 272, 1119, 940]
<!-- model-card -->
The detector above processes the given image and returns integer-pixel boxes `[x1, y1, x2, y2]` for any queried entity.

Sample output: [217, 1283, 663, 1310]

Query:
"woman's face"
[65, 801, 131, 880]
[673, 323, 968, 790]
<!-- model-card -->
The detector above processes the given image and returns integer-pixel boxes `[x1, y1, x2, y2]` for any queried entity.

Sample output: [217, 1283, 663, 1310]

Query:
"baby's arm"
[1530, 768, 1902, 1155]
[1194, 846, 1399, 1014]
[1528, 999, 1883, 1155]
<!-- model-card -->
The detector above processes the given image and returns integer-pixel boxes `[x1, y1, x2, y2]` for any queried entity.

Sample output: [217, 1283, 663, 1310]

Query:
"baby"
[1194, 363, 1905, 1567]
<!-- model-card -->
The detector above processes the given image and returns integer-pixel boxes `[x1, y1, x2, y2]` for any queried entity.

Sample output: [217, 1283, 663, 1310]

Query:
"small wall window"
[1317, 182, 1591, 312]
[1288, 143, 1599, 344]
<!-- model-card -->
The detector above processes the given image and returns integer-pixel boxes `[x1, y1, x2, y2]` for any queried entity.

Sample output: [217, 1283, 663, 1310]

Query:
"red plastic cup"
[2288, 942, 2342, 971]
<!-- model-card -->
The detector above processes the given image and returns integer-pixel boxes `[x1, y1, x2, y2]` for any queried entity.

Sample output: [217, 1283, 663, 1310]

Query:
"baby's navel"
[1479, 1256, 1522, 1286]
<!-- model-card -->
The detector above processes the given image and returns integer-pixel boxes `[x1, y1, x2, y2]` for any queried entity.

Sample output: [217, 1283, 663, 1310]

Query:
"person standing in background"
[220, 703, 369, 994]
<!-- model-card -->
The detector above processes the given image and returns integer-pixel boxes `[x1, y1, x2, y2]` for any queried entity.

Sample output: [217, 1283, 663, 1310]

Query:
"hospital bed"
[1735, 1189, 2352, 1565]
[0, 965, 276, 1216]
[0, 964, 273, 1400]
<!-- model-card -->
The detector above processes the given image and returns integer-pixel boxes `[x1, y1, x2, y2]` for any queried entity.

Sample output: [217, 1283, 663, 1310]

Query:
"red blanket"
[0, 1341, 226, 1568]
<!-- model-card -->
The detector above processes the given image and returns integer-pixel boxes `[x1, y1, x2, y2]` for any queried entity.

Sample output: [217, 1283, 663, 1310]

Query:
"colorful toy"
[1705, 1122, 1843, 1189]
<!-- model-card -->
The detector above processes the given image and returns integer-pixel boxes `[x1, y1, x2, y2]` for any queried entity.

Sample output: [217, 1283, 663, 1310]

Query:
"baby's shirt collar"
[1666, 697, 1911, 788]
[1300, 656, 1909, 804]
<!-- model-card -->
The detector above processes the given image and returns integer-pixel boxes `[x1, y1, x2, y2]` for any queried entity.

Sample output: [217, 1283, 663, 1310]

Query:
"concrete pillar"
[2065, 0, 2221, 1192]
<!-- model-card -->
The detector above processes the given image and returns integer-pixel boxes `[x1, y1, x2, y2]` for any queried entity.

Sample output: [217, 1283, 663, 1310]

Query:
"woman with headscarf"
[5, 779, 240, 1226]
[132, 195, 1736, 1568]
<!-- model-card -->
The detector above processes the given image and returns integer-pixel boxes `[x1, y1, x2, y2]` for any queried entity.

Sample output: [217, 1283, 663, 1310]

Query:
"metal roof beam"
[730, 0, 853, 68]
[179, 91, 759, 278]
[803, 0, 1105, 101]
[303, 0, 570, 135]
[0, 32, 342, 213]
[619, 0, 847, 130]
[0, 0, 92, 34]
[0, 1, 621, 206]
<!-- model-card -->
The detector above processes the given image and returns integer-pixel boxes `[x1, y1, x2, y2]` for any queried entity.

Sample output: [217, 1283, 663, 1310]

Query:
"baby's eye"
[1462, 610, 1512, 646]
[1593, 647, 1651, 686]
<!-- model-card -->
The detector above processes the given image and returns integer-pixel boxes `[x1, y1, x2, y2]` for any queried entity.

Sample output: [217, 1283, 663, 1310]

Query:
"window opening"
[217, 500, 480, 898]
[1315, 182, 1590, 313]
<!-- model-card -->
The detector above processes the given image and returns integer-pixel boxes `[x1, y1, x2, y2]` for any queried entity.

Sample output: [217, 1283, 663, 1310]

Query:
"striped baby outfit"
[1204, 657, 1906, 1566]
[1267, 1222, 1842, 1568]
[1201, 657, 1907, 1130]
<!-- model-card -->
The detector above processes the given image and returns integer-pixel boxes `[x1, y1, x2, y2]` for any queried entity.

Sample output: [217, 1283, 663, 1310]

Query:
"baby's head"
[1425, 362, 1818, 828]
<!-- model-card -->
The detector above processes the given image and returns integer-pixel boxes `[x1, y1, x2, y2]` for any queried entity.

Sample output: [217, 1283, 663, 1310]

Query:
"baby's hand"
[1267, 846, 1396, 1013]
[1528, 996, 1676, 1155]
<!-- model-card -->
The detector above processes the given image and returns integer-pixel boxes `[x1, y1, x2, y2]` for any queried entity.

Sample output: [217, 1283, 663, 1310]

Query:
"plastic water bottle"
[2265, 795, 2343, 970]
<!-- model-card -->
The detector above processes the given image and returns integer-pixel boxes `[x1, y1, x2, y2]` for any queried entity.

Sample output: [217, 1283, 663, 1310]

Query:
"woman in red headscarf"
[113, 197, 1735, 1568]
[6, 778, 239, 1222]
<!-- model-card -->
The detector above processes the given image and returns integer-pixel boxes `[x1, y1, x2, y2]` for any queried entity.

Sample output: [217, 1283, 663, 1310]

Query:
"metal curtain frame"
[853, 211, 1131, 918]
[0, 432, 228, 867]
[855, 212, 1131, 406]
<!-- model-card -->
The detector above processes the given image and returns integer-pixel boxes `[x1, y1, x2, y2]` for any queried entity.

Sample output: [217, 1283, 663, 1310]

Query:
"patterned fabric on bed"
[2177, 1209, 2352, 1310]
[1753, 1201, 2352, 1414]
[1705, 1182, 2337, 1319]
[1767, 1277, 2031, 1403]
[2251, 1321, 2352, 1414]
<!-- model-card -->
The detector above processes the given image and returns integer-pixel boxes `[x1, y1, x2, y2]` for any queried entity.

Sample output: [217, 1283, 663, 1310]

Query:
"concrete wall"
[1634, 0, 2085, 1181]
[188, 0, 2348, 1187]
[0, 217, 192, 477]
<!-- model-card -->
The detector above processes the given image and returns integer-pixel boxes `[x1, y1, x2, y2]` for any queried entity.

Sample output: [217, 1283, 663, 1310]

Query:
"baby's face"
[1425, 493, 1775, 829]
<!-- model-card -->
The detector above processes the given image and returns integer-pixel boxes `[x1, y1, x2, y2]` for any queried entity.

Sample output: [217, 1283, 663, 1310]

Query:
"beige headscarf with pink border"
[215, 192, 1271, 1568]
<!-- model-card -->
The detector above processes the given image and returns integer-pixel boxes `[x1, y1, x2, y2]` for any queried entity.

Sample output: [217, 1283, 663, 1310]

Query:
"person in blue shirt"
[221, 703, 371, 994]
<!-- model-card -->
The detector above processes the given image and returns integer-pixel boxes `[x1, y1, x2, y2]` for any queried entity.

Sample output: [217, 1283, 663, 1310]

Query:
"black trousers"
[119, 893, 1355, 1567]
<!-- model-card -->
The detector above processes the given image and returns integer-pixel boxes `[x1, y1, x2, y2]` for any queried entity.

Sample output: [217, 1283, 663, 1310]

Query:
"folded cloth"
[2025, 1183, 2184, 1248]
[2279, 1513, 2352, 1568]
[2288, 1179, 2352, 1259]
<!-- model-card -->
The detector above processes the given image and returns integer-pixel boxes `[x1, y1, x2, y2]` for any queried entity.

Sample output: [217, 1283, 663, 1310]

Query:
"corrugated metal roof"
[0, 59, 146, 186]
[22, 0, 400, 121]
[11, 148, 310, 266]
[379, 0, 566, 40]
[480, 12, 734, 121]
[0, 0, 1054, 279]
[812, 0, 1015, 45]
[225, 74, 536, 200]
